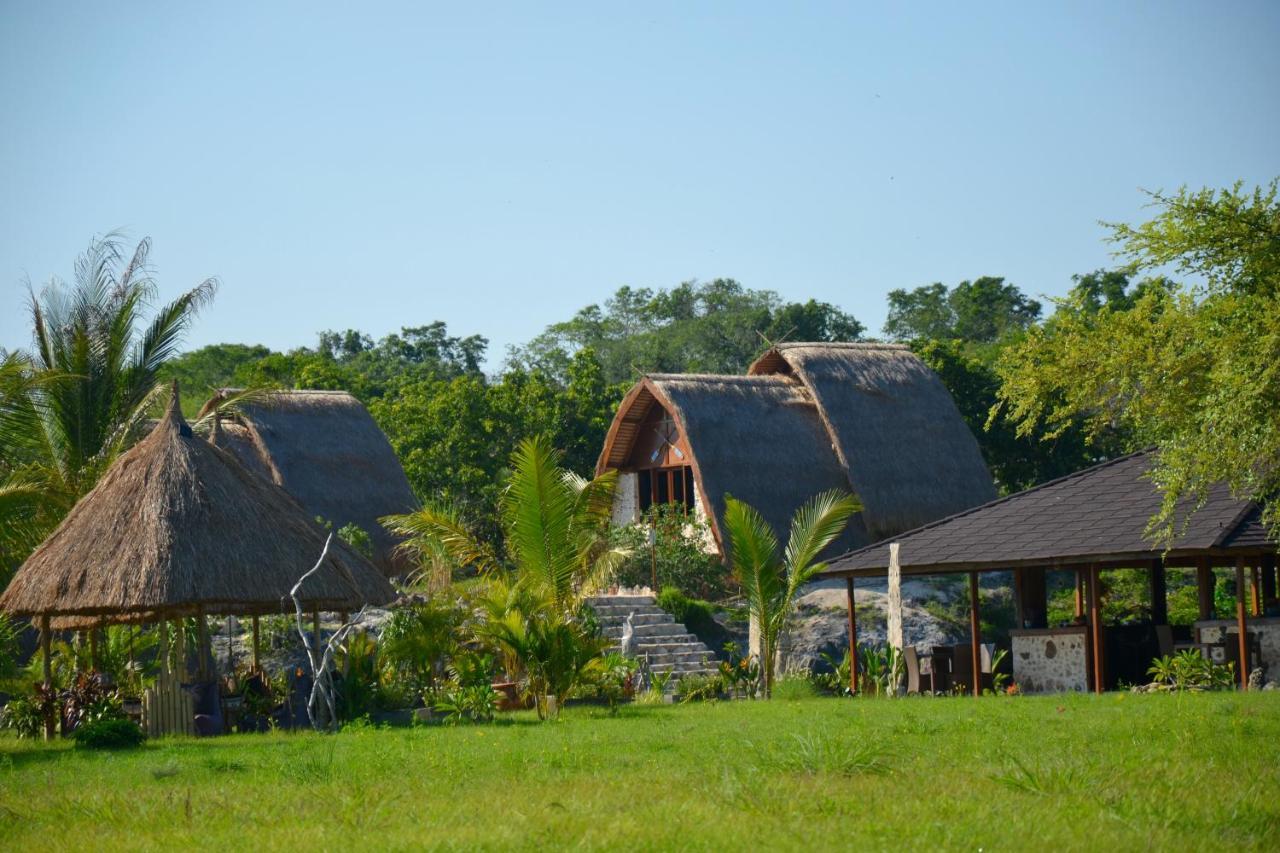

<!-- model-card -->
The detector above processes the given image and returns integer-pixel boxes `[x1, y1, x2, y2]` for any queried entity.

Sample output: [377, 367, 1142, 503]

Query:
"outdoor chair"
[950, 644, 994, 694]
[904, 645, 933, 694]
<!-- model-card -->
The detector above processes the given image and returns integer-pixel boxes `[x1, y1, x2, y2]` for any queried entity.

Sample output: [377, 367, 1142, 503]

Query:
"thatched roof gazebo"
[198, 389, 419, 576]
[0, 386, 395, 646]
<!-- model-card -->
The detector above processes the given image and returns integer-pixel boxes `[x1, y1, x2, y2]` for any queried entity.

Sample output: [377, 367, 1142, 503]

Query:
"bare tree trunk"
[290, 535, 365, 732]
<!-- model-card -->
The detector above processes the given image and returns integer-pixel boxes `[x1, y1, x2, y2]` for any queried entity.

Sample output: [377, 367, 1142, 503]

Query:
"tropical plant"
[0, 234, 216, 581]
[1147, 650, 1235, 691]
[384, 436, 628, 612]
[721, 489, 859, 697]
[816, 649, 854, 696]
[989, 647, 1011, 693]
[858, 644, 905, 698]
[433, 683, 500, 725]
[717, 642, 762, 699]
[590, 652, 638, 714]
[379, 598, 467, 698]
[483, 612, 608, 719]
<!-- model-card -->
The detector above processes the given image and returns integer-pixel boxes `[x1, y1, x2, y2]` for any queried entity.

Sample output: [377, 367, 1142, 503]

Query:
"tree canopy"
[995, 180, 1280, 539]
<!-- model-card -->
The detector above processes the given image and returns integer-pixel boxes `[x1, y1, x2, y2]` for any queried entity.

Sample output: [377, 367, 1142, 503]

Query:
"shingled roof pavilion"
[823, 450, 1278, 694]
[597, 343, 997, 558]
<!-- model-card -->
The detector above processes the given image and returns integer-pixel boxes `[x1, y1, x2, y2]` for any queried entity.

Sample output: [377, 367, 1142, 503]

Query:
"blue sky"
[2, 2, 1277, 366]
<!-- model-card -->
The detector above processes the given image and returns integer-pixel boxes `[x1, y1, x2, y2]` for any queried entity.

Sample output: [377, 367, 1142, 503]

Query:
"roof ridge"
[777, 341, 908, 351]
[827, 448, 1157, 564]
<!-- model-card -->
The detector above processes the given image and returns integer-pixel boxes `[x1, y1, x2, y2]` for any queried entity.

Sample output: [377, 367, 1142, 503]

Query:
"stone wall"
[1196, 617, 1280, 673]
[1012, 628, 1089, 693]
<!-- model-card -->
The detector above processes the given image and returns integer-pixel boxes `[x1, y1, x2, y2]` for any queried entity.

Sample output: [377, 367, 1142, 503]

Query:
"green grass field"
[1, 692, 1277, 850]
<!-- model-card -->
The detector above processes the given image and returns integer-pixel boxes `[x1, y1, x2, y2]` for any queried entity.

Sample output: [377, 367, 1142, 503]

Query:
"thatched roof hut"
[0, 387, 395, 626]
[199, 389, 418, 576]
[597, 342, 996, 555]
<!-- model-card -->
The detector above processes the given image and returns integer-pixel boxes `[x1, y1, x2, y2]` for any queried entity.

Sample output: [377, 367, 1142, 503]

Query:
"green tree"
[722, 490, 859, 698]
[510, 279, 863, 383]
[1, 234, 215, 579]
[884, 277, 1041, 343]
[994, 180, 1280, 538]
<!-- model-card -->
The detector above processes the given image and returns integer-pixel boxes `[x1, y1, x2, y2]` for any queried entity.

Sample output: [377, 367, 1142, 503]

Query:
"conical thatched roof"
[748, 343, 997, 539]
[199, 389, 418, 576]
[0, 386, 396, 624]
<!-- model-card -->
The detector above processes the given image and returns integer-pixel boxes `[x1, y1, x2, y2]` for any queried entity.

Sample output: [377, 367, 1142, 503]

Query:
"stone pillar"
[886, 543, 903, 652]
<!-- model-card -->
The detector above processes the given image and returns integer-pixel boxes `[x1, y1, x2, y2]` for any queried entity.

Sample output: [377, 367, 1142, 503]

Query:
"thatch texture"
[749, 343, 996, 540]
[645, 374, 867, 553]
[599, 342, 996, 556]
[201, 389, 418, 576]
[0, 387, 395, 623]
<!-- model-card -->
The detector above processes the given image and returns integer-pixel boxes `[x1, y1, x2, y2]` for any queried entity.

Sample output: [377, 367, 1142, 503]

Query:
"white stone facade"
[611, 472, 639, 526]
[1011, 628, 1089, 693]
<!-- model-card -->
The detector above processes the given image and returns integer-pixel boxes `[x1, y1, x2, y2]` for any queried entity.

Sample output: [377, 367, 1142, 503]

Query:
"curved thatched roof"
[638, 374, 867, 552]
[748, 343, 996, 539]
[598, 342, 995, 555]
[0, 387, 396, 624]
[200, 389, 418, 576]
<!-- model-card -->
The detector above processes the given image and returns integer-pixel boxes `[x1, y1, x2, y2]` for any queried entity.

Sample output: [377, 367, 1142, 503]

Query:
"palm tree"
[722, 490, 860, 698]
[384, 436, 627, 612]
[384, 436, 627, 718]
[0, 233, 216, 580]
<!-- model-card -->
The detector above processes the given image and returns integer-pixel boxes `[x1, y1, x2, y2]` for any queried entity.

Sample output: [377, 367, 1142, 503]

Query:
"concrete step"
[591, 606, 669, 621]
[585, 595, 655, 608]
[603, 624, 695, 641]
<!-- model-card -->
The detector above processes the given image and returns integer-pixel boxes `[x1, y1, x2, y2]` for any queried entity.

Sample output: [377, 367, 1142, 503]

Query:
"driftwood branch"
[290, 534, 367, 732]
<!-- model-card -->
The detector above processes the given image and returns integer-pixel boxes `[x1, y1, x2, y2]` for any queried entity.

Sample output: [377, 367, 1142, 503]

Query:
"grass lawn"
[1, 692, 1277, 850]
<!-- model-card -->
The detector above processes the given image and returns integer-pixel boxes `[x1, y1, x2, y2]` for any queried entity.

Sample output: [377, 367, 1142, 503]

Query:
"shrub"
[677, 673, 724, 703]
[772, 673, 819, 701]
[1, 693, 48, 739]
[73, 718, 145, 750]
[433, 683, 499, 725]
[1147, 650, 1235, 691]
[611, 506, 730, 599]
[657, 587, 725, 648]
[590, 653, 638, 714]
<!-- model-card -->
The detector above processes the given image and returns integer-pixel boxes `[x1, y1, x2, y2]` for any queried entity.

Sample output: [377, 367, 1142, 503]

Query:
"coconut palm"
[723, 490, 860, 698]
[384, 436, 627, 611]
[0, 233, 216, 581]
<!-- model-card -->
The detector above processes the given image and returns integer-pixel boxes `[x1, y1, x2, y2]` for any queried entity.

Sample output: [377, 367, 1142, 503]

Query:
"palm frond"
[382, 502, 500, 575]
[783, 489, 861, 587]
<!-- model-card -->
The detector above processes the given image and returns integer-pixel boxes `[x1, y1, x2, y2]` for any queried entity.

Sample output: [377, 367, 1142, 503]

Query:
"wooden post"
[176, 618, 187, 681]
[1088, 564, 1104, 694]
[1074, 569, 1085, 621]
[1196, 559, 1214, 620]
[252, 615, 261, 672]
[312, 610, 321, 653]
[89, 628, 100, 673]
[197, 608, 209, 680]
[968, 571, 982, 698]
[1261, 554, 1277, 605]
[40, 614, 54, 741]
[1149, 558, 1168, 625]
[1250, 565, 1262, 617]
[1013, 568, 1025, 629]
[1235, 558, 1250, 690]
[845, 576, 858, 695]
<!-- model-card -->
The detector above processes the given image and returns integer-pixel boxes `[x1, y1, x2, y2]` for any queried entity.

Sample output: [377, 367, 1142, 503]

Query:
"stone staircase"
[585, 594, 719, 683]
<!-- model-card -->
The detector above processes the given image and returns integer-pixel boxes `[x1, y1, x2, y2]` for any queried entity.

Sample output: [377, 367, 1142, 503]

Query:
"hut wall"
[1011, 627, 1089, 693]
[612, 473, 640, 526]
